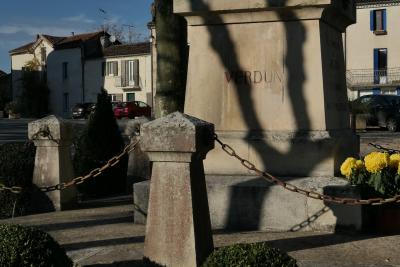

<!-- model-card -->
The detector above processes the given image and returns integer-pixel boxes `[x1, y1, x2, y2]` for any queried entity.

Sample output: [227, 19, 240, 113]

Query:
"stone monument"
[134, 0, 362, 232]
[174, 0, 359, 177]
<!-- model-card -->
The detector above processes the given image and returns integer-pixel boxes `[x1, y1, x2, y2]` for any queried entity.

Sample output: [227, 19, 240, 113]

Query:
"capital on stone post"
[28, 115, 77, 211]
[141, 112, 214, 267]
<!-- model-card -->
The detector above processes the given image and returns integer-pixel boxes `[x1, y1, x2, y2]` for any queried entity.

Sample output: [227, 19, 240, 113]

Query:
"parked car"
[113, 101, 151, 119]
[350, 95, 400, 132]
[72, 103, 96, 119]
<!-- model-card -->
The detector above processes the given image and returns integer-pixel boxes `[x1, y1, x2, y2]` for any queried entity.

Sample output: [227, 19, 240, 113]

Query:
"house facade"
[9, 34, 62, 100]
[9, 32, 153, 117]
[85, 43, 152, 105]
[346, 0, 400, 99]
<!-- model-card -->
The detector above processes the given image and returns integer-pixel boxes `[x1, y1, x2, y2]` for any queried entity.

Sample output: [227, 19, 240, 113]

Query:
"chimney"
[100, 35, 110, 48]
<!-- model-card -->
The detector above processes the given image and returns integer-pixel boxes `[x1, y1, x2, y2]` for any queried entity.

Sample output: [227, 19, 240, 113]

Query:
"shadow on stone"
[63, 236, 145, 252]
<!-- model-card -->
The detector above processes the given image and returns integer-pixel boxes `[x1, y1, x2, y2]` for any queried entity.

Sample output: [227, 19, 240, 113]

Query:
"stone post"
[28, 115, 77, 211]
[141, 112, 214, 267]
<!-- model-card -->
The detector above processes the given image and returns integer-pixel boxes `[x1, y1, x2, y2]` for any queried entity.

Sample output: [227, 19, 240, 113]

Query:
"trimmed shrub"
[202, 243, 298, 267]
[0, 224, 72, 267]
[0, 142, 36, 219]
[73, 90, 127, 198]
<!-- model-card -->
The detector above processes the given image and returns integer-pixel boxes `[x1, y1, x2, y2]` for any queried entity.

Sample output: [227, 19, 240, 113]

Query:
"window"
[128, 60, 139, 86]
[62, 62, 68, 80]
[126, 93, 135, 102]
[110, 94, 123, 102]
[373, 48, 387, 84]
[121, 60, 139, 87]
[370, 9, 387, 34]
[106, 61, 118, 76]
[41, 47, 46, 63]
[63, 93, 69, 112]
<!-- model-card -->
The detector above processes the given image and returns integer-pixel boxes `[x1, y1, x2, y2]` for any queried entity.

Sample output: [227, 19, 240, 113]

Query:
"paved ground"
[1, 204, 400, 267]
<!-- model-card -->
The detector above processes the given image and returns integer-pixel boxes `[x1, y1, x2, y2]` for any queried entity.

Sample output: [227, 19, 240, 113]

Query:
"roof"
[55, 31, 105, 49]
[9, 41, 35, 55]
[41, 35, 64, 45]
[102, 42, 151, 57]
[9, 31, 106, 55]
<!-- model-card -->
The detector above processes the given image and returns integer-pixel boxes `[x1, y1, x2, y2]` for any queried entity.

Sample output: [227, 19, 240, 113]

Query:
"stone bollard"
[124, 117, 151, 193]
[141, 112, 214, 267]
[28, 115, 77, 211]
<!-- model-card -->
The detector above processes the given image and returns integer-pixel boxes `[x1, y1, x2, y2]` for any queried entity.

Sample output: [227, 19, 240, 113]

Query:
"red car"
[113, 101, 151, 119]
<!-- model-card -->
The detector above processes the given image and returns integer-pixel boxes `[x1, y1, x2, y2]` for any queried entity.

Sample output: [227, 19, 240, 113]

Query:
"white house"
[9, 34, 63, 99]
[9, 31, 153, 117]
[346, 0, 400, 99]
[85, 42, 152, 105]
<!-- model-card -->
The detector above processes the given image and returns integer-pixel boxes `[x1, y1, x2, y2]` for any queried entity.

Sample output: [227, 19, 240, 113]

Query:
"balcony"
[346, 68, 400, 88]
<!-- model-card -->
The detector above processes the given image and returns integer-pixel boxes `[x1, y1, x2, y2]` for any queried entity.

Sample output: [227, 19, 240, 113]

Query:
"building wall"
[10, 39, 54, 100]
[47, 48, 83, 117]
[346, 3, 400, 99]
[85, 53, 153, 105]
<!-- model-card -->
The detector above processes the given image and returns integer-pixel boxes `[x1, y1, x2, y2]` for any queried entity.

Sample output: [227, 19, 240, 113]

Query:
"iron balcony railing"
[346, 68, 400, 88]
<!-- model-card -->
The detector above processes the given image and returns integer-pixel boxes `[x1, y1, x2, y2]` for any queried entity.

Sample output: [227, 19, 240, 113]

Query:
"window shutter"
[121, 60, 127, 87]
[373, 49, 379, 84]
[113, 62, 118, 76]
[102, 62, 106, 76]
[370, 10, 375, 31]
[382, 9, 387, 31]
[133, 59, 139, 87]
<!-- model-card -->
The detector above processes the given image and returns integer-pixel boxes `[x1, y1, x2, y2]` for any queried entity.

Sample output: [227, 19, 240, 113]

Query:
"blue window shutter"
[382, 9, 387, 31]
[374, 49, 379, 84]
[370, 10, 375, 31]
[373, 88, 381, 95]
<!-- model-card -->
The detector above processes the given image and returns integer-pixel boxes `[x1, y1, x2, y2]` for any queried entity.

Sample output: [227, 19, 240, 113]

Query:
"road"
[0, 118, 129, 145]
[0, 118, 34, 144]
[1, 118, 400, 147]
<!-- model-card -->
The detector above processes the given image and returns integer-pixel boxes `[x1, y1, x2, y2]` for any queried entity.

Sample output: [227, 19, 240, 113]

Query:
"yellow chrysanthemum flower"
[340, 157, 358, 178]
[389, 154, 400, 169]
[364, 152, 390, 173]
[355, 160, 364, 170]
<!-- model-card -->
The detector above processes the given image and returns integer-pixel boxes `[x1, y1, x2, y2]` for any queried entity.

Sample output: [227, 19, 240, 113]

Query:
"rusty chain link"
[368, 143, 400, 155]
[215, 134, 400, 206]
[0, 139, 140, 194]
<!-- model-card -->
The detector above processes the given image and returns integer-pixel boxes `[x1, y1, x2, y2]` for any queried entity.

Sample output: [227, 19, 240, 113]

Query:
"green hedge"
[203, 243, 297, 267]
[0, 142, 36, 219]
[0, 224, 72, 267]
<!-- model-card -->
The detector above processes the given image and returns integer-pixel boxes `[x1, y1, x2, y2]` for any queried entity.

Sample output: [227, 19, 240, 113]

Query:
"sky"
[0, 0, 154, 72]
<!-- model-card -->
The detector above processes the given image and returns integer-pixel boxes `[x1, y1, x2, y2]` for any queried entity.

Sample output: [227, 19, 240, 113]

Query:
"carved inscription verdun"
[225, 70, 283, 85]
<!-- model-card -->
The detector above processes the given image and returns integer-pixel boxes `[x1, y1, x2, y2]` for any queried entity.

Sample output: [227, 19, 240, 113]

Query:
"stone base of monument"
[134, 175, 365, 232]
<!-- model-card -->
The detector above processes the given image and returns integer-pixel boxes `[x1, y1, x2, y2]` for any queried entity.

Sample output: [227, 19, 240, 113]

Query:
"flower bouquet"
[340, 152, 400, 197]
[341, 152, 400, 233]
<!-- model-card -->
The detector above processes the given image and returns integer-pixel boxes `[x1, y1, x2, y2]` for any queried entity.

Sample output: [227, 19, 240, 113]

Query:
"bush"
[0, 142, 36, 219]
[73, 90, 127, 198]
[202, 243, 297, 267]
[0, 224, 72, 267]
[4, 101, 22, 115]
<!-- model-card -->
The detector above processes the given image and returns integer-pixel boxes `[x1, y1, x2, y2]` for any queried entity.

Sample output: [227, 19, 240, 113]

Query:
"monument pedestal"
[174, 0, 359, 177]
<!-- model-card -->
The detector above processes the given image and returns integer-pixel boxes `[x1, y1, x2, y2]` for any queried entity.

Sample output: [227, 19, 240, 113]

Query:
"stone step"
[134, 175, 364, 232]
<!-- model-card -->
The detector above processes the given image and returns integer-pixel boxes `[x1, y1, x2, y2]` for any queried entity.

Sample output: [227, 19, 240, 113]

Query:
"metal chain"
[214, 134, 400, 206]
[0, 139, 140, 194]
[368, 143, 400, 154]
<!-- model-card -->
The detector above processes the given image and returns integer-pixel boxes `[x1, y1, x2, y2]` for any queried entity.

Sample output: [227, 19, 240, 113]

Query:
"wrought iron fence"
[346, 67, 400, 88]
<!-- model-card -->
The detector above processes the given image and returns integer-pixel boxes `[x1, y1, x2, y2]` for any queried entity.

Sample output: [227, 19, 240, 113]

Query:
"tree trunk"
[154, 0, 188, 118]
